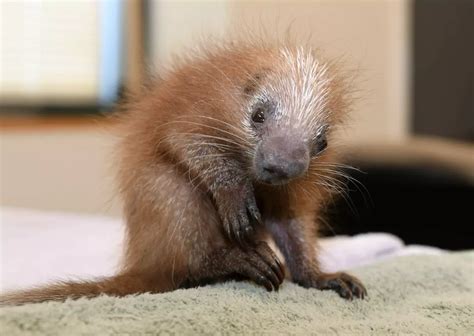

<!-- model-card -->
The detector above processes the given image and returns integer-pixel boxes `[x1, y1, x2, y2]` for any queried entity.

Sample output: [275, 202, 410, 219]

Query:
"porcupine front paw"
[296, 272, 367, 300]
[315, 272, 367, 300]
[217, 183, 262, 246]
[226, 241, 285, 291]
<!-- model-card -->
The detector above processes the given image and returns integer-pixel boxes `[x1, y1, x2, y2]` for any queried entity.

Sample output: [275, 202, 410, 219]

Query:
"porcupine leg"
[267, 218, 367, 300]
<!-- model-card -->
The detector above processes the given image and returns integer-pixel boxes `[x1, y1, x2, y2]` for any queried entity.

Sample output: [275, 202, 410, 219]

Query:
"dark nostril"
[262, 159, 307, 181]
[263, 166, 274, 174]
[263, 164, 288, 178]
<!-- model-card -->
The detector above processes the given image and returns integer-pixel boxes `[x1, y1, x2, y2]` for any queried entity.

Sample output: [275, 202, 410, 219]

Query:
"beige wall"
[150, 0, 230, 70]
[1, 0, 410, 215]
[0, 127, 122, 216]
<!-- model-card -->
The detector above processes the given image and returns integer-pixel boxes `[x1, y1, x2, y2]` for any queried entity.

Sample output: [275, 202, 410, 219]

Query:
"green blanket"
[1, 252, 473, 335]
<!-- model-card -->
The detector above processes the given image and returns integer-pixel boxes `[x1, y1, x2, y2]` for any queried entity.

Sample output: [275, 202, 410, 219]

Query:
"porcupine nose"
[258, 135, 309, 185]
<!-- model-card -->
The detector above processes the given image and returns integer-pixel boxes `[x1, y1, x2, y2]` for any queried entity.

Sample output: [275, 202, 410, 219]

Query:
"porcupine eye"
[313, 125, 328, 155]
[252, 106, 265, 123]
[251, 100, 275, 126]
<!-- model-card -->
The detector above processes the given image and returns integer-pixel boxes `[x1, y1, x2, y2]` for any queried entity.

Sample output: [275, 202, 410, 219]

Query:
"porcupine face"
[241, 47, 332, 186]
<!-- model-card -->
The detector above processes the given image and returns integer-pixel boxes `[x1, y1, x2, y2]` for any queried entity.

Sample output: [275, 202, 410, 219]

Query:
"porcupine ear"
[243, 68, 270, 95]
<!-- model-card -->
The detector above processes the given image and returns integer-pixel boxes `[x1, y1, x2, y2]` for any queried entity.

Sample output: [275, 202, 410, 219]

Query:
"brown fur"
[1, 39, 366, 305]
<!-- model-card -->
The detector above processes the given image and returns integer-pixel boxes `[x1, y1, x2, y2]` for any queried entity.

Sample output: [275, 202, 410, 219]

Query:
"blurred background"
[1, 0, 473, 249]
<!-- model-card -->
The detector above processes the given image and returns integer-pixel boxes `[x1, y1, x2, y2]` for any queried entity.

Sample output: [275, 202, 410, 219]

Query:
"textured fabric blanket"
[1, 252, 472, 335]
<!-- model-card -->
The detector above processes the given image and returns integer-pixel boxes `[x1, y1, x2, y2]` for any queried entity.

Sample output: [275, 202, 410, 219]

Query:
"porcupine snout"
[255, 134, 309, 185]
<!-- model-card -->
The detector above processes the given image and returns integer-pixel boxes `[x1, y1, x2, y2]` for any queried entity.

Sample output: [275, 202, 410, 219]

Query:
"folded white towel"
[319, 233, 445, 273]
